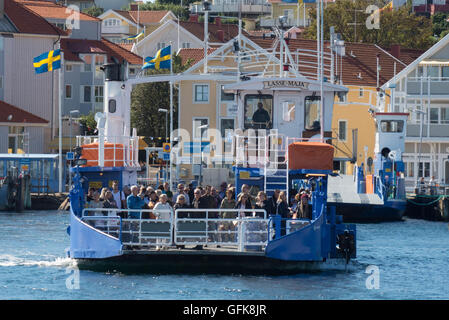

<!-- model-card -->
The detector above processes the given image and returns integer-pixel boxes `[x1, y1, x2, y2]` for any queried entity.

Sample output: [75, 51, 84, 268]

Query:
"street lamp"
[69, 109, 79, 190]
[198, 124, 209, 186]
[158, 108, 168, 182]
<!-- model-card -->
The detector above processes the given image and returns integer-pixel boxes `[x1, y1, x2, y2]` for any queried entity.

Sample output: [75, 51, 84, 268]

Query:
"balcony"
[260, 16, 310, 28]
[190, 2, 271, 15]
[406, 78, 449, 96]
[101, 25, 130, 35]
[406, 123, 449, 139]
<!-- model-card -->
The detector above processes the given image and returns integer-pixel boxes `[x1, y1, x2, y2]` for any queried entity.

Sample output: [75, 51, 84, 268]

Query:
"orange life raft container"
[80, 142, 125, 167]
[288, 142, 334, 171]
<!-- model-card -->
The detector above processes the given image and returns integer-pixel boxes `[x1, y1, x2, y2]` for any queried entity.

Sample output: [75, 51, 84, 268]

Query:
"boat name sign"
[263, 80, 308, 90]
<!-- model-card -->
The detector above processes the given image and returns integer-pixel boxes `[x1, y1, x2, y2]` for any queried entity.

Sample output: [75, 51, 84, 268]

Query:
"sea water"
[0, 211, 448, 300]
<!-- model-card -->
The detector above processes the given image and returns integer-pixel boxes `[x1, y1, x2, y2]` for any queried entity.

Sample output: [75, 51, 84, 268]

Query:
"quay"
[406, 194, 449, 222]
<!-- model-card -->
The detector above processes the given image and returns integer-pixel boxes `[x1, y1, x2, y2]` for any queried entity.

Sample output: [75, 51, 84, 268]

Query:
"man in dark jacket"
[267, 189, 280, 215]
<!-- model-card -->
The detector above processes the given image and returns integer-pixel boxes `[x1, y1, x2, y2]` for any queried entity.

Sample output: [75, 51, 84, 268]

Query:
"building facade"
[381, 33, 449, 190]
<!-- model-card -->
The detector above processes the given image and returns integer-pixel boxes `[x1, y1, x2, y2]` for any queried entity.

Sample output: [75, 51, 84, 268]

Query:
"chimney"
[215, 16, 221, 28]
[130, 3, 139, 11]
[0, 0, 4, 19]
[391, 44, 401, 59]
[216, 29, 224, 42]
[189, 14, 199, 22]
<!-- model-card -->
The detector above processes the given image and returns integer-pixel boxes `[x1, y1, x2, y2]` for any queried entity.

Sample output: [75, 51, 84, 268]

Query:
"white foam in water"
[0, 254, 76, 268]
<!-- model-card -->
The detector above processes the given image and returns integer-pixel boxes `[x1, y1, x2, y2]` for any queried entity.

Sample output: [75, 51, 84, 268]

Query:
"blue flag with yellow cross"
[142, 45, 171, 71]
[33, 49, 61, 74]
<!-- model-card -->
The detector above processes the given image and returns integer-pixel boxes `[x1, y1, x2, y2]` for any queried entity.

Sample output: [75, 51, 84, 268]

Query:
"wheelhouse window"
[304, 96, 321, 131]
[244, 94, 273, 129]
[380, 120, 404, 133]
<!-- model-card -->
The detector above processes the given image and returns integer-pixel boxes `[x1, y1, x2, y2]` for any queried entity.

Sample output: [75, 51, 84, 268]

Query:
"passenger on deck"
[276, 191, 291, 236]
[252, 102, 270, 129]
[218, 182, 228, 200]
[122, 185, 131, 208]
[218, 189, 238, 243]
[146, 190, 159, 210]
[88, 191, 103, 211]
[111, 182, 126, 210]
[173, 183, 190, 206]
[190, 188, 206, 250]
[254, 191, 268, 218]
[237, 184, 255, 208]
[86, 187, 95, 203]
[126, 185, 145, 219]
[235, 193, 254, 217]
[267, 189, 280, 215]
[153, 194, 172, 220]
[162, 182, 173, 202]
[299, 189, 310, 219]
[174, 194, 190, 218]
[103, 191, 118, 209]
[99, 187, 108, 201]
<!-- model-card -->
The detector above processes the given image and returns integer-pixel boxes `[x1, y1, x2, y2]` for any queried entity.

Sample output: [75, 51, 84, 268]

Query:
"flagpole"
[169, 43, 174, 190]
[58, 50, 64, 193]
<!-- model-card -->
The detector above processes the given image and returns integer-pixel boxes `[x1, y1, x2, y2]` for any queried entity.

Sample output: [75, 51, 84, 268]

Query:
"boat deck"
[122, 245, 266, 256]
[327, 174, 383, 205]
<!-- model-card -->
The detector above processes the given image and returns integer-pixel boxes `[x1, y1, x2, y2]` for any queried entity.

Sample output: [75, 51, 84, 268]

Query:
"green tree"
[130, 54, 192, 145]
[303, 0, 435, 50]
[129, 2, 190, 20]
[78, 112, 97, 135]
[432, 12, 449, 39]
[82, 6, 104, 17]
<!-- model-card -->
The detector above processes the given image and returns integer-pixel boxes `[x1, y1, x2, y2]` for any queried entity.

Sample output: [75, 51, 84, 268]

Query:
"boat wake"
[0, 254, 76, 268]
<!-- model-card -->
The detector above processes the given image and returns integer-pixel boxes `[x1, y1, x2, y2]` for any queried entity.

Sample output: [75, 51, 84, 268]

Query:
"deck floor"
[122, 245, 266, 256]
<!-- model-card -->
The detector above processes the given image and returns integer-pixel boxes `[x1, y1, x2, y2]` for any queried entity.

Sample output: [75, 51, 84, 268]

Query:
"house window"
[430, 108, 439, 124]
[417, 66, 424, 78]
[95, 55, 105, 79]
[194, 84, 209, 103]
[0, 76, 3, 89]
[338, 92, 347, 102]
[193, 118, 209, 139]
[418, 162, 430, 178]
[81, 54, 92, 72]
[82, 86, 91, 103]
[304, 96, 321, 130]
[442, 66, 449, 80]
[65, 85, 72, 99]
[157, 42, 166, 50]
[220, 85, 234, 101]
[8, 126, 25, 154]
[359, 88, 364, 97]
[94, 86, 103, 103]
[427, 66, 439, 79]
[182, 42, 191, 49]
[338, 120, 347, 141]
[404, 162, 414, 178]
[129, 68, 136, 76]
[441, 107, 449, 124]
[65, 64, 72, 72]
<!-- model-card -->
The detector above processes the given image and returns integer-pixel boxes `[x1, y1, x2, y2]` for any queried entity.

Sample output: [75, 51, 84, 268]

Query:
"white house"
[381, 34, 449, 190]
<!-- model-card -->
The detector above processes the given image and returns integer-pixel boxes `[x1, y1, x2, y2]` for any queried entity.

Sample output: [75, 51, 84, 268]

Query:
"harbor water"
[0, 211, 448, 300]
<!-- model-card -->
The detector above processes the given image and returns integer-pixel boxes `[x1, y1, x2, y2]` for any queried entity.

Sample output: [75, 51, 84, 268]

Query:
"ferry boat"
[66, 31, 358, 274]
[327, 113, 408, 222]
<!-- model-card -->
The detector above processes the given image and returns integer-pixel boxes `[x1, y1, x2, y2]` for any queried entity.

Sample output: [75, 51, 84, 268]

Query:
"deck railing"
[80, 208, 311, 251]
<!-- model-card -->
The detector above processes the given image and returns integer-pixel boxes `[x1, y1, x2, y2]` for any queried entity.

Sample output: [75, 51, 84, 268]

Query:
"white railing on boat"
[76, 135, 139, 168]
[80, 208, 311, 251]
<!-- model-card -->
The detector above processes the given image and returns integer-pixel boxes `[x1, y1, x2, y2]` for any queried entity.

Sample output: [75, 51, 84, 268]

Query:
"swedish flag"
[126, 31, 144, 41]
[33, 49, 61, 74]
[142, 45, 171, 70]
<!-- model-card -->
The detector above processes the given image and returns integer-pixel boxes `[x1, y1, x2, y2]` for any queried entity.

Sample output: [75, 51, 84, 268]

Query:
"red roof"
[5, 0, 67, 36]
[0, 100, 48, 124]
[114, 10, 171, 26]
[178, 48, 216, 67]
[180, 21, 247, 43]
[250, 36, 424, 87]
[61, 38, 143, 65]
[15, 0, 100, 21]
